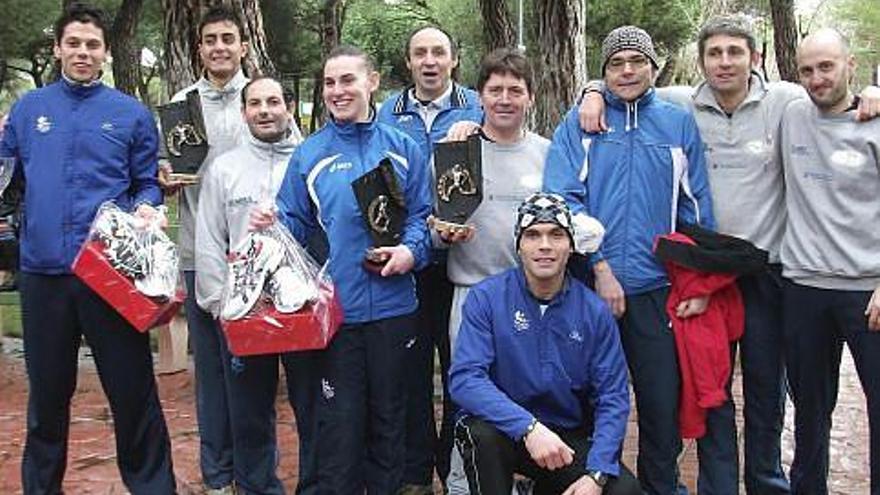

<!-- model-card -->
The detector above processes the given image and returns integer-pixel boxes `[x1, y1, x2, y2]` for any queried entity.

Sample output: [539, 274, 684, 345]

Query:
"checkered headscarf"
[601, 25, 659, 72]
[515, 193, 574, 248]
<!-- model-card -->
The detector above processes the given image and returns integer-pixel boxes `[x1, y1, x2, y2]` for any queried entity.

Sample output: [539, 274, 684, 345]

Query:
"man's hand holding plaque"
[352, 159, 408, 275]
[430, 134, 482, 243]
[158, 89, 208, 187]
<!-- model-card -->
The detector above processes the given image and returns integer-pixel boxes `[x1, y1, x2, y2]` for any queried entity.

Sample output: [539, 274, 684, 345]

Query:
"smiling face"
[480, 71, 532, 138]
[406, 27, 458, 101]
[604, 49, 655, 102]
[518, 223, 572, 285]
[700, 34, 758, 99]
[198, 20, 248, 85]
[322, 55, 379, 123]
[797, 32, 854, 114]
[54, 21, 107, 83]
[243, 79, 289, 142]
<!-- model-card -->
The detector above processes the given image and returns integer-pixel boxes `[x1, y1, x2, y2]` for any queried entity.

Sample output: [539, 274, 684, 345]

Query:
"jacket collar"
[392, 81, 470, 114]
[198, 70, 248, 101]
[326, 108, 379, 138]
[692, 71, 768, 114]
[514, 266, 572, 307]
[59, 72, 104, 98]
[604, 87, 656, 132]
[246, 127, 298, 160]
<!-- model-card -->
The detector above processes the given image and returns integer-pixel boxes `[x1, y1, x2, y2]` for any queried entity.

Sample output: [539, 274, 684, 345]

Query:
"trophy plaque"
[430, 134, 482, 235]
[352, 158, 406, 273]
[158, 89, 207, 184]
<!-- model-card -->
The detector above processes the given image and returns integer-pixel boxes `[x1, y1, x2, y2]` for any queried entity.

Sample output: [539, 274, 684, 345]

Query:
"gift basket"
[219, 223, 342, 356]
[72, 202, 184, 332]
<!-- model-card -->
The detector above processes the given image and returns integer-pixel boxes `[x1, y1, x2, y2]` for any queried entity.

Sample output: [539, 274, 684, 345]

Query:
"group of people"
[2, 2, 879, 495]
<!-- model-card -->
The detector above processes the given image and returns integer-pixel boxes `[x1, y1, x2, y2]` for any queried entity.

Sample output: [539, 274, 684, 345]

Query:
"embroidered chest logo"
[329, 161, 353, 173]
[35, 116, 52, 133]
[830, 149, 867, 169]
[397, 115, 413, 124]
[101, 121, 115, 131]
[513, 310, 529, 332]
[568, 330, 583, 342]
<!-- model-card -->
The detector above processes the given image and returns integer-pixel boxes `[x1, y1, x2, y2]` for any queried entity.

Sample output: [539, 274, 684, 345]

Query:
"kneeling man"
[449, 193, 640, 495]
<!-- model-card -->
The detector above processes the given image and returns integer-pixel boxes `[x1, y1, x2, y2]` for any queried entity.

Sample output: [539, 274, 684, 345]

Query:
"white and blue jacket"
[0, 78, 161, 274]
[449, 267, 631, 475]
[276, 117, 432, 324]
[543, 88, 715, 295]
[377, 82, 483, 161]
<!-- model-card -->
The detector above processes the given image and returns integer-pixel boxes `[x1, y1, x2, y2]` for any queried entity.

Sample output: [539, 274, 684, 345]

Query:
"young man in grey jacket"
[159, 7, 249, 493]
[195, 76, 316, 495]
[579, 17, 880, 494]
[780, 29, 880, 495]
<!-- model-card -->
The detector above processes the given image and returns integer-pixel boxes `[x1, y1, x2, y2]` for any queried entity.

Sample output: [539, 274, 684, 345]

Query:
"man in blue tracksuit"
[450, 193, 640, 495]
[377, 25, 483, 490]
[0, 4, 175, 494]
[544, 27, 719, 494]
[274, 45, 431, 494]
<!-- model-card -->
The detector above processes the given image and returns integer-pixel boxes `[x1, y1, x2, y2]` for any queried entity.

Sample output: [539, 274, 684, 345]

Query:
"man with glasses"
[544, 26, 719, 494]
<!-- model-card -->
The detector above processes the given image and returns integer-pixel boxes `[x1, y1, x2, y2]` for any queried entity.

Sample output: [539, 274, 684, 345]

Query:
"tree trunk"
[109, 0, 144, 97]
[479, 0, 516, 51]
[161, 0, 277, 96]
[656, 51, 679, 87]
[229, 0, 276, 77]
[310, 0, 347, 132]
[531, 0, 586, 137]
[770, 0, 799, 82]
[162, 0, 201, 95]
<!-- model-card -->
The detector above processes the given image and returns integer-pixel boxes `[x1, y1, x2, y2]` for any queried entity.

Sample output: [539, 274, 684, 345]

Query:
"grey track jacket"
[194, 130, 300, 316]
[658, 74, 804, 262]
[779, 98, 880, 291]
[173, 71, 249, 271]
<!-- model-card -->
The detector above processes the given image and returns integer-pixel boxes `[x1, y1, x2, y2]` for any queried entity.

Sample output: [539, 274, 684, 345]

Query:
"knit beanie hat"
[515, 193, 574, 248]
[601, 25, 660, 71]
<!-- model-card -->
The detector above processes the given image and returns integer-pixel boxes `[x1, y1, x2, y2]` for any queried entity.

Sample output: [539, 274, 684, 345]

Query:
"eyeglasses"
[607, 55, 650, 71]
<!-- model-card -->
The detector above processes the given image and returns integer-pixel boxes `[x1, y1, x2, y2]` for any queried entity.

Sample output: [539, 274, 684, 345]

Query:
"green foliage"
[832, 0, 880, 88]
[584, 0, 701, 77]
[262, 0, 323, 79]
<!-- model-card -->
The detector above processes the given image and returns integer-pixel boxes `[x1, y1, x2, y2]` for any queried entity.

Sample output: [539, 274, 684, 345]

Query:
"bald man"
[779, 29, 880, 494]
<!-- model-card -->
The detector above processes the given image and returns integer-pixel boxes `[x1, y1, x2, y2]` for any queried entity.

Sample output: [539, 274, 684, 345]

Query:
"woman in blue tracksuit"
[275, 45, 432, 494]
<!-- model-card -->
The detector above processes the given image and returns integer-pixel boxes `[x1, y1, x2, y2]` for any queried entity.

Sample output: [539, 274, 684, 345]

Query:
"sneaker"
[135, 232, 179, 299]
[93, 209, 148, 280]
[266, 264, 318, 313]
[222, 233, 283, 320]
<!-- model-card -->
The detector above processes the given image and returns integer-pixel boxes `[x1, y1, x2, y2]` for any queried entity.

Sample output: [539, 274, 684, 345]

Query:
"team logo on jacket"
[830, 149, 867, 169]
[101, 121, 115, 131]
[513, 310, 529, 332]
[35, 116, 52, 133]
[568, 330, 583, 342]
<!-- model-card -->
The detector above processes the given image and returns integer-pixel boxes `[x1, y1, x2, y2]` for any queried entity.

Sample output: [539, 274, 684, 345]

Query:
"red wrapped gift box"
[72, 239, 184, 332]
[221, 288, 343, 357]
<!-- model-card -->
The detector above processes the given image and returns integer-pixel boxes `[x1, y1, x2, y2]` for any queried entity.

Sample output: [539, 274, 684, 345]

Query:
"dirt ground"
[0, 337, 870, 494]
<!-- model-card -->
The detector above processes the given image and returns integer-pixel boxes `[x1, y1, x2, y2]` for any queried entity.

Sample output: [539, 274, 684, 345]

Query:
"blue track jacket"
[276, 118, 432, 323]
[543, 88, 715, 295]
[377, 83, 483, 160]
[450, 268, 630, 476]
[0, 79, 161, 274]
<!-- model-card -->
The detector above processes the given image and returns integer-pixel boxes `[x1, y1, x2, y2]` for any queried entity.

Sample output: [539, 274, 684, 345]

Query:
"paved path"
[0, 338, 869, 494]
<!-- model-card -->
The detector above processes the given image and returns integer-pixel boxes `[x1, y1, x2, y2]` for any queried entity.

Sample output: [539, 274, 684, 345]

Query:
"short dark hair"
[477, 48, 534, 94]
[240, 76, 284, 107]
[697, 16, 757, 62]
[324, 45, 376, 73]
[404, 25, 459, 61]
[54, 3, 110, 49]
[198, 5, 247, 42]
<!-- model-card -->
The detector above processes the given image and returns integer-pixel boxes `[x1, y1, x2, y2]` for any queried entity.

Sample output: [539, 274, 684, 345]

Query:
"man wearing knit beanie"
[544, 25, 717, 494]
